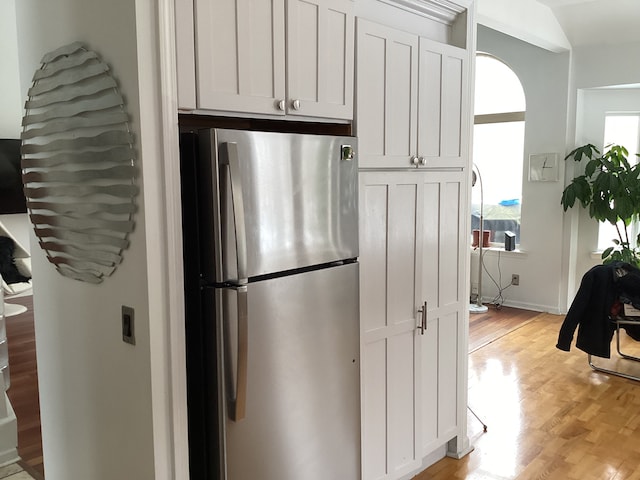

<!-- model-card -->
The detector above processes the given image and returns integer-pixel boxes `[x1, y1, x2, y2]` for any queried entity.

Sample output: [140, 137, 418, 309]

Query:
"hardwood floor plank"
[468, 305, 540, 353]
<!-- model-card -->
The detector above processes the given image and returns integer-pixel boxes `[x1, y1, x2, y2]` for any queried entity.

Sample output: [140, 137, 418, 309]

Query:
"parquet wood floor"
[416, 310, 640, 480]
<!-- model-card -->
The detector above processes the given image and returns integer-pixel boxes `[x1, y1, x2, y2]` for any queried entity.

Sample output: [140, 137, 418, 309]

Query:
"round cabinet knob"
[420, 157, 426, 165]
[277, 100, 286, 111]
[291, 99, 301, 111]
[411, 156, 419, 166]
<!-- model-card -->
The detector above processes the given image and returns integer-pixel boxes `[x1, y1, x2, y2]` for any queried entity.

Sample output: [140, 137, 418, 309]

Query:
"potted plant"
[561, 143, 640, 267]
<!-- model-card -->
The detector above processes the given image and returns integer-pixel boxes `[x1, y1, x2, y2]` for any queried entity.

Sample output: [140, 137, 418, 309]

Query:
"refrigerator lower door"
[218, 262, 360, 480]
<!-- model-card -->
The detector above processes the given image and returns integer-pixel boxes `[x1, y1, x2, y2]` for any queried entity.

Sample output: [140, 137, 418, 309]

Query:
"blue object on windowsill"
[499, 199, 520, 206]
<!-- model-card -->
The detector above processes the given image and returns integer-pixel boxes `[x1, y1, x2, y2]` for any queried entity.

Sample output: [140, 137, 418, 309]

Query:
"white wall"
[13, 1, 181, 478]
[475, 25, 570, 313]
[0, 0, 23, 138]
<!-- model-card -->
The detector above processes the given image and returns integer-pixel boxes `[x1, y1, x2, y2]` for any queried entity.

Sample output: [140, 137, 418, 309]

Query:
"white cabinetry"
[359, 170, 467, 480]
[417, 171, 466, 455]
[359, 171, 421, 480]
[189, 0, 354, 119]
[356, 3, 473, 478]
[356, 18, 469, 169]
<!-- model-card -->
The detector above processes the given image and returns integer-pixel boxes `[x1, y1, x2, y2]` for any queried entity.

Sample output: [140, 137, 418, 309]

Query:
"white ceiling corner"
[477, 0, 640, 51]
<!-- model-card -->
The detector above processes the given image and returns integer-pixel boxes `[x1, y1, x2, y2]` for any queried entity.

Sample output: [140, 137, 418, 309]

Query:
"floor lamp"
[470, 164, 488, 314]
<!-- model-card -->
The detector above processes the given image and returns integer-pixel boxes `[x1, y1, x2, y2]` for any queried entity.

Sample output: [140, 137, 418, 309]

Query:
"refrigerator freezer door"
[201, 129, 359, 283]
[219, 262, 360, 480]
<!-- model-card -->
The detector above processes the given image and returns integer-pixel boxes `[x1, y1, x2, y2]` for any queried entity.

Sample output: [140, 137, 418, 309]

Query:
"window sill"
[470, 245, 527, 257]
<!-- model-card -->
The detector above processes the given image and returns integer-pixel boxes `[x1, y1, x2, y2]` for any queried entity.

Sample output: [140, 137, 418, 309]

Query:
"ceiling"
[534, 0, 640, 47]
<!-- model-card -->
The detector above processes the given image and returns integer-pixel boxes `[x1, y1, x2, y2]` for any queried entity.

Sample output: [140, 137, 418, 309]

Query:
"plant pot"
[472, 229, 491, 248]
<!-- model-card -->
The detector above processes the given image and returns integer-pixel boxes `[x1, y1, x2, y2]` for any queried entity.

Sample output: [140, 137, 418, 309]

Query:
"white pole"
[470, 165, 488, 314]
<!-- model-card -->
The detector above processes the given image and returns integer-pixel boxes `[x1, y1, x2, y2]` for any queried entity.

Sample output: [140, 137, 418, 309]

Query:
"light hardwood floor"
[417, 307, 640, 480]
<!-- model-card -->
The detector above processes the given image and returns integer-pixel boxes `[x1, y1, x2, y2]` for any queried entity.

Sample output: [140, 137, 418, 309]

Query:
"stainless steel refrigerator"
[180, 128, 361, 480]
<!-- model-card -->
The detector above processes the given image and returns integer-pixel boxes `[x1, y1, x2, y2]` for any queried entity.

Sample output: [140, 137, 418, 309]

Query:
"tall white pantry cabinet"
[173, 1, 475, 479]
[355, 1, 474, 479]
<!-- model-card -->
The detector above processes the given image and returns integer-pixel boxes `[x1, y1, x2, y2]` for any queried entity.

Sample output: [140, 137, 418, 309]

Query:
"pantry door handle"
[417, 301, 427, 335]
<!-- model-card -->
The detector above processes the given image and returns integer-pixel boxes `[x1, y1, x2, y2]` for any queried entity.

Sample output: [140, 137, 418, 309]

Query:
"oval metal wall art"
[21, 42, 138, 284]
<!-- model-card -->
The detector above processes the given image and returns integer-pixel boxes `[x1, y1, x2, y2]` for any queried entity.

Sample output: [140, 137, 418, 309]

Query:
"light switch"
[122, 306, 135, 345]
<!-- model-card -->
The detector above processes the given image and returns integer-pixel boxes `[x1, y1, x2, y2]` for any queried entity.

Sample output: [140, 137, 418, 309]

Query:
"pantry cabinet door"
[417, 38, 469, 168]
[195, 0, 286, 115]
[287, 0, 354, 119]
[359, 171, 422, 480]
[356, 19, 418, 169]
[416, 170, 466, 453]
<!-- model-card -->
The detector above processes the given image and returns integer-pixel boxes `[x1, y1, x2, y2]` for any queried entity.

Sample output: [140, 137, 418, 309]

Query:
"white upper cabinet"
[287, 0, 354, 119]
[417, 38, 468, 168]
[189, 0, 354, 120]
[356, 19, 469, 168]
[194, 0, 286, 115]
[356, 19, 418, 169]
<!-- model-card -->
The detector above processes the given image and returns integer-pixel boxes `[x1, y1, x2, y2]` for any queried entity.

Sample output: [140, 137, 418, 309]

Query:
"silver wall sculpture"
[21, 42, 138, 284]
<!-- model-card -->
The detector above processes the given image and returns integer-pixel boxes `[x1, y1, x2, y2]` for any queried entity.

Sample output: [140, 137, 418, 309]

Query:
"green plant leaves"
[561, 143, 640, 267]
[565, 143, 600, 162]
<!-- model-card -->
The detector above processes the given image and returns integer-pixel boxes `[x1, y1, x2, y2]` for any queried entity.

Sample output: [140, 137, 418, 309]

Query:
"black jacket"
[556, 262, 640, 358]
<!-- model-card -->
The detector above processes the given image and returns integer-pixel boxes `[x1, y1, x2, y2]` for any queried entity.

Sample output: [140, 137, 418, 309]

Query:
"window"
[597, 114, 640, 251]
[472, 53, 526, 245]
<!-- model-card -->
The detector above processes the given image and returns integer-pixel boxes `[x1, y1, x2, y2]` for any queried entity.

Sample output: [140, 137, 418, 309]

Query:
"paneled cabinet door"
[416, 170, 466, 455]
[417, 39, 469, 168]
[359, 171, 422, 480]
[195, 0, 287, 115]
[356, 19, 418, 169]
[287, 0, 354, 119]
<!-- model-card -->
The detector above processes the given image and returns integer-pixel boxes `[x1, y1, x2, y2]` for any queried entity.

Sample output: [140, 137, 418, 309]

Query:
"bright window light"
[597, 114, 640, 251]
[472, 54, 526, 245]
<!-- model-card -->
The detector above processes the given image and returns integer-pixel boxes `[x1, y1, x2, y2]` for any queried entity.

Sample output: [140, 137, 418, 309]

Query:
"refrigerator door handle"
[221, 142, 248, 283]
[230, 285, 249, 421]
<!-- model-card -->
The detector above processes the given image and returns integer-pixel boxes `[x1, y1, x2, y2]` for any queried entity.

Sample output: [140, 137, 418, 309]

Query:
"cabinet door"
[416, 170, 466, 454]
[359, 171, 422, 480]
[417, 38, 469, 167]
[195, 0, 286, 115]
[287, 0, 354, 119]
[356, 19, 418, 169]
[175, 0, 196, 110]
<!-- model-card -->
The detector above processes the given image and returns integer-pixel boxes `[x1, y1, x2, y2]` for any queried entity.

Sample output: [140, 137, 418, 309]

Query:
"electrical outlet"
[511, 274, 520, 286]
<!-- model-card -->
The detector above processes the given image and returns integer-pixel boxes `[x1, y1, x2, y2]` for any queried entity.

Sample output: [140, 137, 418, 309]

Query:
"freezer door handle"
[221, 142, 248, 283]
[230, 285, 249, 421]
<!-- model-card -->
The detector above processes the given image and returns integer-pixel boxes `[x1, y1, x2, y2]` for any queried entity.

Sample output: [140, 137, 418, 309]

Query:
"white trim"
[157, 0, 190, 477]
[376, 0, 466, 24]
